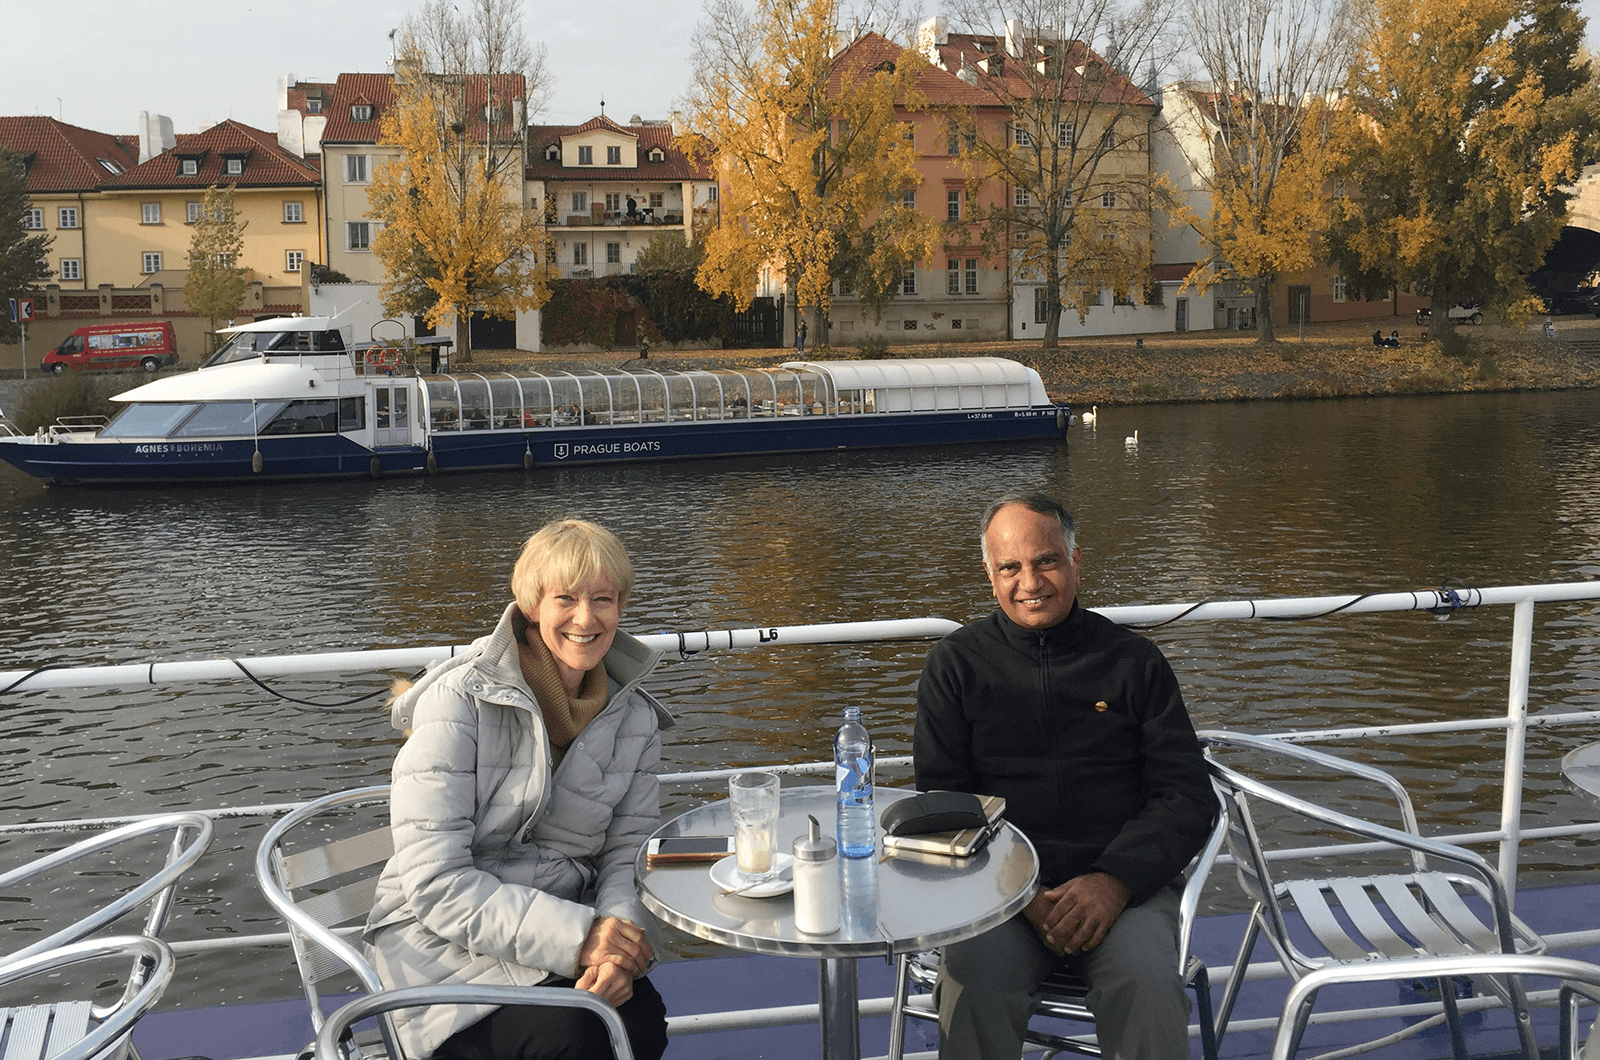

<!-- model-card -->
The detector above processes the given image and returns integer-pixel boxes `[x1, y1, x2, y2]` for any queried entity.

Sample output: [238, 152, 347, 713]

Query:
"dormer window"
[307, 99, 323, 114]
[225, 158, 243, 175]
[606, 145, 621, 164]
[180, 159, 199, 176]
[545, 144, 559, 161]
[578, 145, 593, 165]
[96, 158, 123, 174]
[352, 104, 373, 121]
[647, 147, 665, 162]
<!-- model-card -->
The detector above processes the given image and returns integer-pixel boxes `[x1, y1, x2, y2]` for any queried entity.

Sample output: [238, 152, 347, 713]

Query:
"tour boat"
[0, 316, 1069, 485]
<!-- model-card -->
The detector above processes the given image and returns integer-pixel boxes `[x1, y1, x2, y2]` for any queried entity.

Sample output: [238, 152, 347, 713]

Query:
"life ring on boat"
[364, 347, 403, 370]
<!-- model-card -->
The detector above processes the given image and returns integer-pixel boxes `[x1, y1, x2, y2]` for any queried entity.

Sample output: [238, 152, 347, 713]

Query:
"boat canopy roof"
[217, 315, 338, 335]
[780, 357, 1049, 403]
[111, 362, 325, 404]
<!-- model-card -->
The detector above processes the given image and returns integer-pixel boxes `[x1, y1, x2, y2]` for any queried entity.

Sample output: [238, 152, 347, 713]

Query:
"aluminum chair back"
[255, 786, 399, 1059]
[1200, 730, 1544, 1060]
[0, 937, 174, 1060]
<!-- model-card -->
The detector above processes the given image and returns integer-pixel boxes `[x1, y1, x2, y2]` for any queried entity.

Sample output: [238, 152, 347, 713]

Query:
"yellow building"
[93, 120, 324, 289]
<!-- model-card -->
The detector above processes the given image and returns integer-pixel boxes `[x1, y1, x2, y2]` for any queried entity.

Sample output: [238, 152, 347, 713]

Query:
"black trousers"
[433, 976, 668, 1060]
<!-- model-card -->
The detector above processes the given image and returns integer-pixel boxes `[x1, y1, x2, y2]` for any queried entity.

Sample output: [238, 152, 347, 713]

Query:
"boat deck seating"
[0, 812, 212, 1060]
[884, 788, 1228, 1060]
[254, 786, 633, 1060]
[1200, 730, 1546, 1060]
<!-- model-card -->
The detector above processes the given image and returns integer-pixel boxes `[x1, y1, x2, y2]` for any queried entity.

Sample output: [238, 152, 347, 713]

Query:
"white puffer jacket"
[365, 602, 669, 1057]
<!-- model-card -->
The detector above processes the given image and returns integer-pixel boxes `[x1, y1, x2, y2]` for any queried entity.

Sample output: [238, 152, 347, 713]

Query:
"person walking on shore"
[796, 319, 807, 354]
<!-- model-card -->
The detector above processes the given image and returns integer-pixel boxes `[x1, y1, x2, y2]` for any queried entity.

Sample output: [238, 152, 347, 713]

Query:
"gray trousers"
[934, 883, 1188, 1060]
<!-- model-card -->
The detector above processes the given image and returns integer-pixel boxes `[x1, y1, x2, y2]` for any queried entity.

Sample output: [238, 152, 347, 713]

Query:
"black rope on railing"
[0, 667, 58, 695]
[227, 658, 427, 709]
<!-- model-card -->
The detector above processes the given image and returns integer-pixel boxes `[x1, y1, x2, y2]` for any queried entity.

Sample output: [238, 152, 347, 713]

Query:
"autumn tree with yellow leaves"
[1171, 0, 1354, 343]
[682, 0, 944, 339]
[369, 0, 554, 363]
[1328, 0, 1598, 338]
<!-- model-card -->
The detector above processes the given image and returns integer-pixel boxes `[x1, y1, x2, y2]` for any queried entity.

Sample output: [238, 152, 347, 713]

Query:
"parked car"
[41, 321, 178, 374]
[1540, 289, 1600, 316]
[1414, 303, 1484, 326]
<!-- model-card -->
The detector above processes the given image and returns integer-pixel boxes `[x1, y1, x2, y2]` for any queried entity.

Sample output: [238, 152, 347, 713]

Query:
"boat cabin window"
[317, 330, 345, 351]
[456, 379, 492, 430]
[426, 380, 461, 431]
[258, 398, 351, 435]
[204, 329, 318, 367]
[100, 403, 200, 438]
[170, 401, 288, 437]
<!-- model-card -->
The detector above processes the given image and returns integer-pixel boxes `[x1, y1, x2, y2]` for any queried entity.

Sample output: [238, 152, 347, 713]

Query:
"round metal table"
[636, 785, 1039, 1060]
[1561, 741, 1600, 804]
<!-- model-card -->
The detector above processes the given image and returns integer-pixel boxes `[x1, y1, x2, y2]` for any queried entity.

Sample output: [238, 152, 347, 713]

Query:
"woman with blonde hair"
[367, 518, 670, 1060]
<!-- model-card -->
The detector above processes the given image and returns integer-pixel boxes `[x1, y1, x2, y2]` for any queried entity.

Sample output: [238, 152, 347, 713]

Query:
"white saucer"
[710, 852, 794, 898]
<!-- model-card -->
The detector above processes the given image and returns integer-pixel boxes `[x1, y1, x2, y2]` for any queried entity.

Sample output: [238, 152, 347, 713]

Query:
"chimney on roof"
[138, 111, 175, 163]
[630, 114, 643, 126]
[1005, 19, 1024, 57]
[917, 16, 949, 66]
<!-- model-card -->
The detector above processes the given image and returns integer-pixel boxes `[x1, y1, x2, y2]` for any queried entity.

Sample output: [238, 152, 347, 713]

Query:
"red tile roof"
[98, 120, 321, 190]
[829, 32, 995, 109]
[525, 119, 712, 182]
[302, 71, 526, 144]
[930, 32, 1153, 108]
[0, 117, 140, 192]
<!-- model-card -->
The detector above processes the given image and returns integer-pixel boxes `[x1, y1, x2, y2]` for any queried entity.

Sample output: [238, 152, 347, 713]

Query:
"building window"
[1332, 274, 1346, 303]
[573, 243, 588, 265]
[352, 104, 374, 122]
[965, 259, 978, 294]
[648, 147, 665, 162]
[284, 201, 303, 223]
[606, 242, 621, 263]
[902, 188, 916, 209]
[606, 145, 621, 165]
[307, 99, 322, 114]
[141, 202, 161, 224]
[707, 185, 718, 203]
[23, 208, 42, 230]
[650, 191, 664, 209]
[142, 252, 162, 274]
[1014, 124, 1032, 147]
[572, 191, 588, 211]
[947, 258, 961, 295]
[347, 222, 371, 251]
[225, 158, 243, 175]
[286, 250, 304, 272]
[1035, 287, 1049, 323]
[180, 159, 198, 176]
[947, 189, 961, 221]
[1101, 126, 1117, 151]
[605, 192, 621, 212]
[1333, 179, 1347, 200]
[60, 258, 80, 281]
[948, 121, 961, 155]
[1101, 190, 1116, 208]
[1015, 185, 1030, 207]
[1058, 122, 1074, 147]
[578, 145, 594, 165]
[345, 154, 369, 183]
[900, 267, 916, 296]
[902, 122, 916, 144]
[187, 201, 203, 224]
[58, 207, 79, 229]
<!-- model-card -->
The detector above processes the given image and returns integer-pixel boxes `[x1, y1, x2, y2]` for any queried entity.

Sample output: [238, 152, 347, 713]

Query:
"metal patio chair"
[0, 811, 212, 1060]
[0, 936, 174, 1060]
[1201, 730, 1545, 1060]
[1269, 954, 1600, 1060]
[256, 785, 637, 1060]
[885, 787, 1228, 1060]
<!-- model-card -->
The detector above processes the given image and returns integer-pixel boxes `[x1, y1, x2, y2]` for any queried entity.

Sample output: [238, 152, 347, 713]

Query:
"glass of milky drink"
[728, 772, 781, 882]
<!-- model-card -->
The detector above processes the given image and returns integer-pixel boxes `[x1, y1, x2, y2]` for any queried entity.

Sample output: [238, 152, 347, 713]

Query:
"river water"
[2, 388, 1600, 1002]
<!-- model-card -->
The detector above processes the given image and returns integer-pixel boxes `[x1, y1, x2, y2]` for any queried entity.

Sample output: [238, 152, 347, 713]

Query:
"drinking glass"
[728, 772, 780, 882]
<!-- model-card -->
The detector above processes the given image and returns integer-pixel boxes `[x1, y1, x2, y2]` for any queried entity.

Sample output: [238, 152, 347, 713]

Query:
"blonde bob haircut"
[511, 518, 635, 616]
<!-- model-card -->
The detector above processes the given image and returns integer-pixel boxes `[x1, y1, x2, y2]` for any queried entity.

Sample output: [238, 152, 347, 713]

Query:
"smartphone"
[646, 835, 735, 868]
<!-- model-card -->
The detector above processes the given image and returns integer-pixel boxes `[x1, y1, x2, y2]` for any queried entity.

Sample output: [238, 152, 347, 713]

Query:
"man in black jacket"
[913, 493, 1215, 1059]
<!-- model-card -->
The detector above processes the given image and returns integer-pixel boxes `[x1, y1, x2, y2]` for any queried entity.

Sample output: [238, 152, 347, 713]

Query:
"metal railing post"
[1499, 597, 1535, 901]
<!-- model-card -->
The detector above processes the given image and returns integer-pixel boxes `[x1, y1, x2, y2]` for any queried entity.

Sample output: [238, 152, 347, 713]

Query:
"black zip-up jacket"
[913, 604, 1214, 903]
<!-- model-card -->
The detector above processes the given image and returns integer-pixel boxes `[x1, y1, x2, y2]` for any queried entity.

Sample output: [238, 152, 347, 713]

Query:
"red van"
[42, 321, 179, 374]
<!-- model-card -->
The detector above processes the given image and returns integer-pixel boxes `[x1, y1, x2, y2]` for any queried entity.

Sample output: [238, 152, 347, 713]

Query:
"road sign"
[17, 298, 33, 322]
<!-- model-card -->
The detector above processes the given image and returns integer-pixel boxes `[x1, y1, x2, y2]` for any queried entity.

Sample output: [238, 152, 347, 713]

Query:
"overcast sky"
[0, 1, 703, 138]
[3, 1, 1600, 140]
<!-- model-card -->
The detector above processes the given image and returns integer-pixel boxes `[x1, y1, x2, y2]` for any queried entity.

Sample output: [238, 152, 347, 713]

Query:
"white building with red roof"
[526, 114, 717, 279]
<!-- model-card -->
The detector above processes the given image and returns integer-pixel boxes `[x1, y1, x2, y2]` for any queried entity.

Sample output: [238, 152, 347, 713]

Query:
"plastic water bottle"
[834, 705, 875, 858]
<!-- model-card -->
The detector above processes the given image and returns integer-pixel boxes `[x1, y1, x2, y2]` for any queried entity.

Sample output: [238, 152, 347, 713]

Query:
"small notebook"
[881, 794, 1006, 858]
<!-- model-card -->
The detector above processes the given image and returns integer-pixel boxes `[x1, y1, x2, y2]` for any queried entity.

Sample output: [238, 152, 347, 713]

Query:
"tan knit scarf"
[516, 617, 608, 760]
